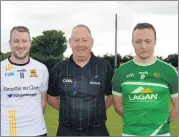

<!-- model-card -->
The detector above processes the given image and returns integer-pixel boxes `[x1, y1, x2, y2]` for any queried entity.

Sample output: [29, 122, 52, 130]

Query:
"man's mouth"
[17, 49, 25, 52]
[76, 49, 86, 52]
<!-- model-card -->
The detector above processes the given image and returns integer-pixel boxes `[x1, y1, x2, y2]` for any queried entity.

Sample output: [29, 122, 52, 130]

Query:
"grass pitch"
[44, 105, 178, 136]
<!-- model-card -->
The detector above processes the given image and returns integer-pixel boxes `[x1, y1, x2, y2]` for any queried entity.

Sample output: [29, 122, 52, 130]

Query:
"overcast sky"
[1, 1, 178, 58]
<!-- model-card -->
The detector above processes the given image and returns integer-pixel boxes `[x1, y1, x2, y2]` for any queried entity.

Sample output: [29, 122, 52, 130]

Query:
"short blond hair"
[10, 26, 31, 40]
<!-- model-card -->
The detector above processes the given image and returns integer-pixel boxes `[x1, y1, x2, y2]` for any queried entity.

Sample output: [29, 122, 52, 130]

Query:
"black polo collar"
[8, 56, 30, 66]
[69, 52, 96, 68]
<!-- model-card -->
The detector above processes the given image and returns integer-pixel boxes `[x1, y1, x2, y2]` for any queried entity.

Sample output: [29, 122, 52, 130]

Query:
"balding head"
[71, 24, 92, 37]
[69, 24, 94, 62]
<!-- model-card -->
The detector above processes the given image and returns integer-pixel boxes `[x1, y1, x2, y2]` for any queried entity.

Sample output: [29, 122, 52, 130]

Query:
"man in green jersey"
[112, 23, 178, 136]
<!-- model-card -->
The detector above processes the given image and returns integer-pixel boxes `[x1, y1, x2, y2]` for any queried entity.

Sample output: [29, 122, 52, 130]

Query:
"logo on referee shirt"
[62, 79, 72, 83]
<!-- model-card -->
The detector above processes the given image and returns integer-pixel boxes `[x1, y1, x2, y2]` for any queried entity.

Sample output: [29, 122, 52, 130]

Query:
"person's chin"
[140, 55, 150, 60]
[15, 53, 28, 60]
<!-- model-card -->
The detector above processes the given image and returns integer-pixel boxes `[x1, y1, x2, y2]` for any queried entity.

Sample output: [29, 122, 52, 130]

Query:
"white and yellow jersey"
[1, 57, 49, 136]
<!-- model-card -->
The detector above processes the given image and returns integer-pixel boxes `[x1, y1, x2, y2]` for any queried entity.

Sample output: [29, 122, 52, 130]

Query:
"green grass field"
[44, 105, 178, 136]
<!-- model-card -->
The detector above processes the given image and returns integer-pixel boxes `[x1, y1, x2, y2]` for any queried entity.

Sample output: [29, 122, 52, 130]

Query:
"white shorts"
[122, 133, 170, 136]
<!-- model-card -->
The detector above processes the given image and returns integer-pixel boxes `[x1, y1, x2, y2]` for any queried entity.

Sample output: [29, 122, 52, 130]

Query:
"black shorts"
[56, 123, 109, 136]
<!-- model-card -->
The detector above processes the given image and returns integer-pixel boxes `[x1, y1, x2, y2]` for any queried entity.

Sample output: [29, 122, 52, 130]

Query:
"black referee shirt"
[47, 52, 113, 131]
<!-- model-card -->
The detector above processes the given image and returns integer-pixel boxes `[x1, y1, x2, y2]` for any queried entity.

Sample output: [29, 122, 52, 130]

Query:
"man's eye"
[136, 41, 141, 44]
[22, 40, 27, 42]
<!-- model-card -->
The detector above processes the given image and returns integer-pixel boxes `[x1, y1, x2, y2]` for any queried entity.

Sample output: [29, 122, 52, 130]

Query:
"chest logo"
[126, 73, 135, 78]
[129, 87, 158, 101]
[153, 72, 160, 78]
[30, 69, 38, 77]
[62, 79, 72, 83]
[139, 71, 148, 79]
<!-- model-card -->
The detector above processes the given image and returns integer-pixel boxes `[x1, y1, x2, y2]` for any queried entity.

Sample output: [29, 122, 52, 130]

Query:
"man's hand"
[170, 107, 178, 121]
[170, 96, 178, 121]
[41, 91, 47, 114]
[113, 95, 123, 117]
[47, 95, 60, 110]
[105, 95, 113, 109]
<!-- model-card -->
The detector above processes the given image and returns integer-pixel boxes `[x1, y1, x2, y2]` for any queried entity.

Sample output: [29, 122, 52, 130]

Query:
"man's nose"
[141, 42, 147, 49]
[78, 40, 84, 47]
[18, 41, 24, 48]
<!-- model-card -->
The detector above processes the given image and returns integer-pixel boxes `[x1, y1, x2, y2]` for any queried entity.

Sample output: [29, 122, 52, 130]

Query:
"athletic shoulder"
[115, 59, 134, 74]
[29, 58, 48, 72]
[1, 58, 10, 71]
[49, 58, 70, 74]
[156, 59, 178, 76]
[0, 58, 9, 65]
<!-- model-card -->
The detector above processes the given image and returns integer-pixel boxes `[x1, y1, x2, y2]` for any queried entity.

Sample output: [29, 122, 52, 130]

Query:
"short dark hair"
[72, 24, 92, 35]
[132, 23, 157, 39]
[10, 26, 31, 40]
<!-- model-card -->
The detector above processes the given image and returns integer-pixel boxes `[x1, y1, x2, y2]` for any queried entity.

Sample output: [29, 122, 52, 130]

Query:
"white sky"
[1, 1, 178, 58]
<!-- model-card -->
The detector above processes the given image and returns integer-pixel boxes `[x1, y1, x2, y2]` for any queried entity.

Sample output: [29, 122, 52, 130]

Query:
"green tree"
[0, 52, 11, 61]
[121, 54, 133, 63]
[163, 53, 178, 67]
[98, 53, 122, 69]
[30, 30, 68, 71]
[30, 30, 67, 60]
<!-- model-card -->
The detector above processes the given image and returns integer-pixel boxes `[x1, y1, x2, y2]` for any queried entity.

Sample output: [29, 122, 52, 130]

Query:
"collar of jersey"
[133, 57, 157, 66]
[69, 52, 96, 68]
[8, 56, 30, 66]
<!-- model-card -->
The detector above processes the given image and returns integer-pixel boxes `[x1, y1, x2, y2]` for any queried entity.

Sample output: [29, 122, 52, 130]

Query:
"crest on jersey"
[153, 72, 160, 78]
[30, 69, 38, 77]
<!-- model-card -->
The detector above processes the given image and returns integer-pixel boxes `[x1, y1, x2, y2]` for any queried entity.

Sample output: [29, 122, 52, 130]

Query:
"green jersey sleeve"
[168, 67, 178, 98]
[112, 69, 123, 96]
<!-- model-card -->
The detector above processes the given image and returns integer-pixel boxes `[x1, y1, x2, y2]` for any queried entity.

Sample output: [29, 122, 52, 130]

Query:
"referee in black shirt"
[47, 24, 113, 136]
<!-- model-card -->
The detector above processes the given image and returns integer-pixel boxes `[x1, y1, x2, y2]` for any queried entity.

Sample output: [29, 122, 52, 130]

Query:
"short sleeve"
[104, 61, 114, 96]
[112, 69, 122, 96]
[168, 67, 178, 98]
[39, 65, 49, 92]
[47, 63, 60, 97]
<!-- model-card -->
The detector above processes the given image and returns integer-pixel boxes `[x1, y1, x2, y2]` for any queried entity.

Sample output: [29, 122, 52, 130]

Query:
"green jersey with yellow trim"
[112, 58, 178, 136]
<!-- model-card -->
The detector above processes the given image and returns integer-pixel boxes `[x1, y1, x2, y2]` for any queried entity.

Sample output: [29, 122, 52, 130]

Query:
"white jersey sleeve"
[39, 65, 49, 92]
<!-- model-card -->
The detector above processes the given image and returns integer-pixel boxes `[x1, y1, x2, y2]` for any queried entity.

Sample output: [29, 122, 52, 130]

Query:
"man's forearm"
[41, 102, 46, 114]
[115, 108, 123, 117]
[105, 95, 113, 109]
[47, 96, 60, 110]
[170, 97, 178, 121]
[49, 101, 60, 110]
[170, 106, 178, 120]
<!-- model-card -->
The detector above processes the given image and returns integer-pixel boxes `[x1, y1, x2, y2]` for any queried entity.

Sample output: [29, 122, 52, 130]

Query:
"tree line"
[0, 29, 178, 71]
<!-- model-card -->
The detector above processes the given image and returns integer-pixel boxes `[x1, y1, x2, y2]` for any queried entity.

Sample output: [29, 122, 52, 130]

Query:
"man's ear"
[9, 40, 11, 48]
[91, 37, 94, 48]
[69, 38, 72, 48]
[154, 38, 157, 46]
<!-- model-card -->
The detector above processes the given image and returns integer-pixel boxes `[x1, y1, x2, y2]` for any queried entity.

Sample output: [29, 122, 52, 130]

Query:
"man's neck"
[134, 55, 156, 65]
[73, 54, 91, 67]
[9, 55, 29, 65]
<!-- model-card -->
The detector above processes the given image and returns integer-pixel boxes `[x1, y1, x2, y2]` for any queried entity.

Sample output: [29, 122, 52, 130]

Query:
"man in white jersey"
[1, 26, 49, 136]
